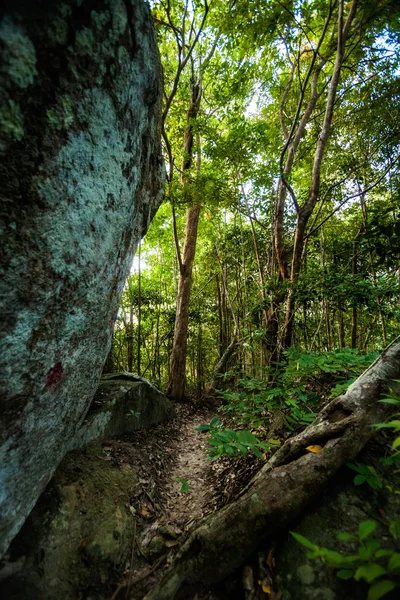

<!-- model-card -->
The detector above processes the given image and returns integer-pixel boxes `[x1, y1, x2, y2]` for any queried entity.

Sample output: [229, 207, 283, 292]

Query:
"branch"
[304, 155, 400, 240]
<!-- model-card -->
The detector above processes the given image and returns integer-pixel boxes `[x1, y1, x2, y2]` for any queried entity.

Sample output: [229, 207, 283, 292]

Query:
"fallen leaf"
[262, 582, 271, 593]
[306, 445, 322, 453]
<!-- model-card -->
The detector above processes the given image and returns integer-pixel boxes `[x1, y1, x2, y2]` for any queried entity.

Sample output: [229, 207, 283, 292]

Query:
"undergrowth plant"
[291, 520, 400, 600]
[291, 385, 400, 599]
[196, 416, 279, 460]
[216, 348, 377, 431]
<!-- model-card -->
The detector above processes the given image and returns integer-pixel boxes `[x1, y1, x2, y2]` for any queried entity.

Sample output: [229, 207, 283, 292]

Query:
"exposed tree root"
[146, 337, 400, 599]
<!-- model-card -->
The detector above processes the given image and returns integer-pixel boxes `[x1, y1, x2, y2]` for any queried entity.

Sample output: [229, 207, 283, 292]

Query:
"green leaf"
[336, 569, 353, 580]
[196, 424, 210, 432]
[236, 430, 258, 444]
[375, 550, 394, 559]
[177, 477, 189, 494]
[347, 462, 362, 473]
[389, 520, 400, 539]
[359, 545, 374, 561]
[392, 437, 400, 450]
[236, 442, 248, 455]
[290, 531, 318, 551]
[252, 445, 263, 459]
[367, 580, 396, 600]
[359, 520, 377, 541]
[321, 549, 348, 565]
[210, 416, 220, 428]
[354, 474, 366, 485]
[378, 398, 400, 405]
[337, 532, 354, 542]
[388, 552, 400, 571]
[355, 564, 386, 583]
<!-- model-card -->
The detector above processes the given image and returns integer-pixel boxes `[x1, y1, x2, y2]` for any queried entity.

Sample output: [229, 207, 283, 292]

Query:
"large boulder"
[71, 373, 175, 449]
[0, 376, 174, 600]
[0, 0, 165, 558]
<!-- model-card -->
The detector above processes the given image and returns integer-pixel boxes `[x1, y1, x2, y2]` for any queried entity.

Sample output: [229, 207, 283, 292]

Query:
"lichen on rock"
[0, 0, 165, 559]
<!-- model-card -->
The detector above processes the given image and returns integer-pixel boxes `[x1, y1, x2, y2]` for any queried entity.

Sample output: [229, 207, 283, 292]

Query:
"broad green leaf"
[354, 474, 366, 485]
[236, 442, 248, 455]
[367, 580, 396, 600]
[196, 424, 210, 432]
[336, 569, 353, 580]
[355, 564, 386, 583]
[177, 477, 189, 494]
[251, 445, 263, 459]
[388, 552, 400, 571]
[321, 549, 347, 565]
[236, 430, 258, 444]
[359, 520, 377, 541]
[359, 546, 374, 561]
[392, 437, 400, 450]
[210, 416, 220, 428]
[375, 550, 394, 558]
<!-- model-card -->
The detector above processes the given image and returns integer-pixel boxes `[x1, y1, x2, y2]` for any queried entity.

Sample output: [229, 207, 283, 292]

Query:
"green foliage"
[196, 416, 278, 460]
[291, 519, 400, 599]
[374, 388, 400, 459]
[177, 477, 189, 494]
[126, 410, 141, 419]
[347, 463, 383, 490]
[216, 349, 376, 431]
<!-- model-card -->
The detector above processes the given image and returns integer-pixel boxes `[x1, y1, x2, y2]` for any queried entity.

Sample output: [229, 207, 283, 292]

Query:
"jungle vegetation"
[110, 0, 400, 401]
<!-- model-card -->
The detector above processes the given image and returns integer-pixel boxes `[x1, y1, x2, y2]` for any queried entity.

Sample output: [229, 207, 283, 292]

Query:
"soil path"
[163, 410, 213, 527]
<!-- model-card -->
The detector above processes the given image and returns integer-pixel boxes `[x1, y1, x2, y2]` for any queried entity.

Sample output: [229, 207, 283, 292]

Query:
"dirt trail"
[163, 410, 213, 527]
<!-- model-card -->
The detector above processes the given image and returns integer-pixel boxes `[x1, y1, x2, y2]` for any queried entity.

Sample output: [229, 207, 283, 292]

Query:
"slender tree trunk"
[351, 238, 358, 348]
[127, 307, 134, 372]
[208, 336, 239, 392]
[338, 305, 345, 348]
[167, 203, 201, 399]
[137, 242, 142, 375]
[282, 0, 358, 348]
[324, 299, 332, 350]
[167, 79, 202, 400]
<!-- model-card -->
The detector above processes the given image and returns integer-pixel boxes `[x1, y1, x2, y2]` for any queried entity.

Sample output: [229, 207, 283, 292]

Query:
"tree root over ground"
[146, 337, 400, 600]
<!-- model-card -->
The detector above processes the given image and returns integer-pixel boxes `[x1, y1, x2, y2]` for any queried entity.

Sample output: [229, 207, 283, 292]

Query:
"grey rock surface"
[0, 375, 173, 599]
[0, 0, 164, 557]
[71, 373, 175, 449]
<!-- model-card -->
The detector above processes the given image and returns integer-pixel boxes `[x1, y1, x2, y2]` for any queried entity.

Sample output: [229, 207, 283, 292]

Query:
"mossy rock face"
[0, 444, 137, 599]
[0, 0, 164, 558]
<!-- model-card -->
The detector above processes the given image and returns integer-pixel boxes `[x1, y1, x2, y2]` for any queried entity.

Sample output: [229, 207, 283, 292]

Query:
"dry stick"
[146, 337, 400, 600]
[111, 555, 166, 600]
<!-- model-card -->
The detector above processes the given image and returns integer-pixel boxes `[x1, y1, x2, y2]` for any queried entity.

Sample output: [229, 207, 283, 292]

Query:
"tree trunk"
[337, 305, 346, 348]
[167, 203, 201, 399]
[282, 0, 358, 348]
[127, 307, 134, 373]
[137, 242, 142, 375]
[167, 80, 202, 400]
[351, 239, 358, 348]
[146, 337, 400, 600]
[207, 336, 239, 392]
